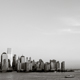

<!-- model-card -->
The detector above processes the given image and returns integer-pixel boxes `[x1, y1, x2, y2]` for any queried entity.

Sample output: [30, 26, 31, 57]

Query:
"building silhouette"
[12, 54, 17, 70]
[20, 55, 25, 71]
[56, 61, 60, 71]
[28, 57, 32, 71]
[1, 52, 8, 71]
[50, 59, 56, 71]
[61, 61, 65, 71]
[25, 57, 29, 72]
[7, 48, 12, 67]
[17, 57, 21, 72]
[44, 62, 50, 71]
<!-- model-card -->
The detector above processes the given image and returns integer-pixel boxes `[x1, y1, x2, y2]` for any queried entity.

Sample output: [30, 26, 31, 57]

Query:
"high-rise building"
[0, 62, 1, 70]
[28, 57, 32, 71]
[56, 61, 60, 71]
[8, 59, 11, 68]
[7, 48, 12, 66]
[25, 57, 29, 72]
[1, 52, 8, 71]
[26, 57, 28, 62]
[50, 59, 56, 71]
[12, 54, 16, 70]
[17, 57, 21, 72]
[44, 62, 50, 71]
[20, 55, 25, 71]
[61, 61, 65, 71]
[36, 59, 44, 71]
[39, 59, 44, 71]
[32, 60, 36, 71]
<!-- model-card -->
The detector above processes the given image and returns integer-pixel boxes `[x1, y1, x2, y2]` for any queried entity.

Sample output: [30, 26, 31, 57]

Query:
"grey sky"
[0, 0, 80, 69]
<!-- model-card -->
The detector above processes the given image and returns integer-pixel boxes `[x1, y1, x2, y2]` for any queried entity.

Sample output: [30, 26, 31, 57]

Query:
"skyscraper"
[17, 57, 21, 72]
[7, 48, 12, 66]
[25, 57, 29, 72]
[12, 54, 16, 70]
[28, 57, 32, 71]
[61, 61, 65, 71]
[50, 59, 56, 71]
[1, 52, 8, 71]
[20, 55, 25, 71]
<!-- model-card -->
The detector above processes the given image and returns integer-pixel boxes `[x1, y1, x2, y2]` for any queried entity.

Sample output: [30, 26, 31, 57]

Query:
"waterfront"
[0, 72, 80, 80]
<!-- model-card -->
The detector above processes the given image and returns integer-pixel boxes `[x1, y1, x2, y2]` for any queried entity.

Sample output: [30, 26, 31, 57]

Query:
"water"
[0, 72, 80, 80]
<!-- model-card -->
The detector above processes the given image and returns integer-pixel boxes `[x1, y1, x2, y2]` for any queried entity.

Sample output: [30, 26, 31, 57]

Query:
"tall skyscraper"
[20, 55, 25, 70]
[1, 52, 8, 71]
[17, 57, 21, 72]
[61, 61, 65, 71]
[56, 61, 60, 71]
[12, 54, 16, 70]
[44, 62, 50, 71]
[7, 48, 12, 66]
[25, 57, 29, 72]
[50, 59, 56, 71]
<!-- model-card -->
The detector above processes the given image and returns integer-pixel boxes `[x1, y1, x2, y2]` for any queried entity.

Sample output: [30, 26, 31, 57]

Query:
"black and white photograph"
[0, 0, 80, 80]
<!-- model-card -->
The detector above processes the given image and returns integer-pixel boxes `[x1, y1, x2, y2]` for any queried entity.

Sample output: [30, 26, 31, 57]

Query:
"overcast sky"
[0, 0, 80, 69]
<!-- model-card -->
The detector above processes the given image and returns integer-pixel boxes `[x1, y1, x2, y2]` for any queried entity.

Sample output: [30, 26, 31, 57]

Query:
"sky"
[0, 0, 80, 69]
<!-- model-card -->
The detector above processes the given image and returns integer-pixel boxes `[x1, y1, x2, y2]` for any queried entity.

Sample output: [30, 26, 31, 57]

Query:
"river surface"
[0, 72, 80, 80]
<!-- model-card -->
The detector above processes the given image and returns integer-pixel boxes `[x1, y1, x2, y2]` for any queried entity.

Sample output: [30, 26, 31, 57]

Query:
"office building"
[56, 61, 60, 71]
[50, 59, 56, 71]
[1, 52, 8, 71]
[20, 55, 25, 71]
[36, 59, 44, 71]
[12, 54, 17, 70]
[61, 61, 65, 71]
[17, 57, 21, 72]
[7, 48, 12, 66]
[44, 62, 50, 71]
[28, 57, 32, 71]
[8, 59, 11, 68]
[32, 60, 36, 71]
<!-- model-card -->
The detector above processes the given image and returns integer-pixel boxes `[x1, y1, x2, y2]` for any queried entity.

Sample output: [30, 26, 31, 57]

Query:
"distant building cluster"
[0, 48, 65, 72]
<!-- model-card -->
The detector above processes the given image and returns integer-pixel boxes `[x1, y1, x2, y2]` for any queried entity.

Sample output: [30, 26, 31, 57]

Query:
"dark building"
[36, 59, 44, 71]
[1, 52, 8, 72]
[0, 62, 1, 70]
[12, 54, 17, 70]
[20, 55, 25, 71]
[61, 61, 65, 72]
[8, 59, 11, 68]
[32, 60, 36, 71]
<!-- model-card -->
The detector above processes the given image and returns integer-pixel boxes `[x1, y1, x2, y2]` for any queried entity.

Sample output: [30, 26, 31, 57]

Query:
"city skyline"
[0, 0, 80, 69]
[0, 50, 65, 72]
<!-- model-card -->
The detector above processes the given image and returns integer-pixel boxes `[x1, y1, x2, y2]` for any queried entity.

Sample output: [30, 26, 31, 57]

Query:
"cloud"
[60, 16, 80, 27]
[43, 28, 80, 35]
[61, 29, 80, 34]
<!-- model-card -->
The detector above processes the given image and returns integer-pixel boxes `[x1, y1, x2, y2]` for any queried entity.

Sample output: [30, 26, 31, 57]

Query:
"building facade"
[1, 52, 8, 71]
